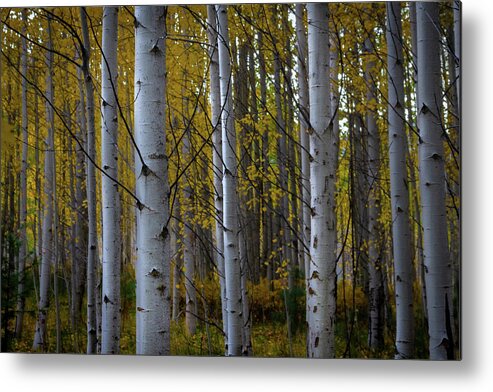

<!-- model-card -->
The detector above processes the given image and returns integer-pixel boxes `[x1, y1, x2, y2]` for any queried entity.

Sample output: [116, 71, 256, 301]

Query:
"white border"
[1, 0, 492, 391]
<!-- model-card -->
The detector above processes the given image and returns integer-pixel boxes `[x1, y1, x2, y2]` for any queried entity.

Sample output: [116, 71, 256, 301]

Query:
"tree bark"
[134, 6, 170, 355]
[101, 6, 121, 354]
[80, 7, 98, 354]
[365, 36, 384, 351]
[15, 8, 28, 340]
[306, 3, 336, 358]
[206, 4, 227, 349]
[216, 4, 242, 356]
[386, 2, 414, 359]
[417, 1, 453, 360]
[33, 14, 55, 351]
[295, 2, 311, 324]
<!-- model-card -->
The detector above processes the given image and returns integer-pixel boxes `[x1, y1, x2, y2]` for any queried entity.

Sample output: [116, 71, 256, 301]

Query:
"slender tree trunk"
[365, 36, 384, 351]
[80, 7, 98, 354]
[207, 4, 227, 348]
[101, 6, 121, 354]
[248, 44, 261, 284]
[386, 2, 414, 359]
[417, 1, 454, 360]
[216, 4, 242, 357]
[272, 22, 290, 289]
[171, 196, 181, 322]
[15, 9, 28, 339]
[239, 223, 252, 355]
[306, 3, 336, 358]
[408, 0, 428, 328]
[453, 1, 460, 116]
[295, 2, 311, 324]
[134, 6, 170, 355]
[71, 61, 88, 349]
[33, 15, 55, 351]
[182, 99, 197, 336]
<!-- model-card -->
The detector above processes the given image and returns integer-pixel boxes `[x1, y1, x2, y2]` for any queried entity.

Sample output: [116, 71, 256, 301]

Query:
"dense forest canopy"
[0, 1, 460, 359]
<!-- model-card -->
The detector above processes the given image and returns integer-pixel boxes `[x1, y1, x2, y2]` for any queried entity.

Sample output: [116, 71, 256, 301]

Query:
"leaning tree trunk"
[80, 7, 98, 354]
[134, 6, 170, 355]
[216, 4, 242, 357]
[33, 14, 55, 351]
[416, 1, 454, 361]
[306, 3, 337, 358]
[101, 6, 121, 354]
[386, 2, 414, 359]
[16, 8, 28, 340]
[207, 4, 227, 350]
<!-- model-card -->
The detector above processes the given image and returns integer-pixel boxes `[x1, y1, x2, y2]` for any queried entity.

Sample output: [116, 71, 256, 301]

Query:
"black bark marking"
[141, 164, 151, 177]
[160, 226, 169, 240]
[148, 268, 161, 278]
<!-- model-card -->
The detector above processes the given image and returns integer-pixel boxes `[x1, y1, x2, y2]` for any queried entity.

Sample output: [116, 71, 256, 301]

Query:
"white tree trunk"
[295, 3, 311, 323]
[417, 1, 453, 360]
[386, 2, 414, 359]
[134, 6, 170, 355]
[101, 6, 121, 354]
[33, 15, 55, 351]
[80, 7, 98, 354]
[216, 4, 242, 357]
[207, 4, 227, 349]
[16, 8, 28, 339]
[306, 3, 336, 358]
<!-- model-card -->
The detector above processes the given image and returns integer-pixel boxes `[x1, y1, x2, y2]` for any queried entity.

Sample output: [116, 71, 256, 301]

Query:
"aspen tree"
[183, 97, 197, 336]
[295, 1, 311, 321]
[80, 7, 98, 354]
[417, 1, 453, 360]
[206, 5, 227, 348]
[101, 6, 121, 354]
[15, 8, 28, 339]
[365, 35, 384, 351]
[33, 14, 55, 351]
[306, 3, 336, 358]
[216, 4, 242, 356]
[386, 2, 414, 359]
[134, 5, 170, 355]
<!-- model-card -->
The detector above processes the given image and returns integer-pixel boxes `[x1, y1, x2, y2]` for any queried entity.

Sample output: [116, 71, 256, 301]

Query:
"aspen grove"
[0, 2, 460, 359]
